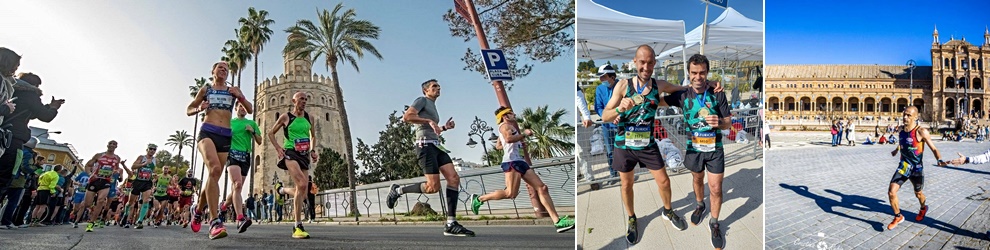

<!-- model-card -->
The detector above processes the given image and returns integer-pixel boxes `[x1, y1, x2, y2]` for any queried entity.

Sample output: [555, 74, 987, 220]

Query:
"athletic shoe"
[73, 222, 78, 228]
[661, 208, 688, 231]
[887, 214, 904, 230]
[554, 215, 575, 233]
[124, 222, 130, 228]
[691, 205, 707, 225]
[710, 221, 725, 249]
[443, 221, 475, 237]
[85, 223, 94, 232]
[386, 183, 400, 209]
[191, 210, 203, 233]
[2, 224, 13, 230]
[915, 205, 928, 221]
[237, 218, 252, 233]
[292, 224, 310, 239]
[98, 221, 104, 228]
[626, 216, 639, 244]
[209, 220, 228, 240]
[136, 221, 143, 229]
[470, 194, 483, 215]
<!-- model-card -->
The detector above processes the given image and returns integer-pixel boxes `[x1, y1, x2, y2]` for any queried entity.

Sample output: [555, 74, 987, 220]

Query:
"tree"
[238, 7, 274, 195]
[188, 77, 208, 180]
[482, 147, 503, 167]
[355, 111, 419, 184]
[312, 148, 348, 190]
[222, 30, 252, 87]
[165, 130, 193, 160]
[517, 105, 574, 159]
[577, 60, 596, 73]
[284, 2, 383, 213]
[443, 0, 574, 85]
[153, 150, 190, 177]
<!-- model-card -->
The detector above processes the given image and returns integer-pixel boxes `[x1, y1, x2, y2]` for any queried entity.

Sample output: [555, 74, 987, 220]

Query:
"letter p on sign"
[481, 49, 513, 81]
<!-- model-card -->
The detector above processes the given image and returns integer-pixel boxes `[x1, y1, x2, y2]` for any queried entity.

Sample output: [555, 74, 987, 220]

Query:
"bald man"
[886, 106, 944, 230]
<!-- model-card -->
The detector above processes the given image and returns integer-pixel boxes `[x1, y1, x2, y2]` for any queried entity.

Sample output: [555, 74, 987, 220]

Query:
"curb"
[251, 219, 555, 226]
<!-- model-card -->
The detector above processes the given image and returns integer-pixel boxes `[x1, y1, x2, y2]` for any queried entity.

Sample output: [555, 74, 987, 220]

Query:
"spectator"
[0, 48, 21, 195]
[593, 64, 619, 182]
[245, 193, 256, 220]
[307, 176, 317, 223]
[0, 137, 37, 228]
[0, 71, 62, 198]
[29, 164, 62, 226]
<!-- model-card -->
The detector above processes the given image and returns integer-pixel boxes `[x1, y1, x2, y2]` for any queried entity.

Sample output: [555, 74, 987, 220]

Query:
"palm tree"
[189, 77, 208, 180]
[222, 29, 252, 87]
[166, 130, 193, 159]
[284, 2, 383, 214]
[239, 7, 274, 195]
[517, 105, 574, 159]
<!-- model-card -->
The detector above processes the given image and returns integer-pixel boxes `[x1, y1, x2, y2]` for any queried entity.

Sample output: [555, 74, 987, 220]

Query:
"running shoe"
[470, 194, 483, 215]
[209, 220, 228, 240]
[887, 214, 904, 230]
[443, 221, 475, 237]
[124, 222, 130, 228]
[73, 222, 78, 228]
[2, 224, 13, 230]
[292, 224, 310, 239]
[661, 208, 688, 231]
[915, 205, 928, 221]
[136, 221, 143, 229]
[691, 205, 707, 226]
[85, 223, 94, 232]
[237, 217, 252, 233]
[626, 216, 639, 244]
[554, 215, 575, 233]
[98, 220, 104, 228]
[191, 210, 203, 233]
[386, 183, 400, 209]
[710, 221, 725, 249]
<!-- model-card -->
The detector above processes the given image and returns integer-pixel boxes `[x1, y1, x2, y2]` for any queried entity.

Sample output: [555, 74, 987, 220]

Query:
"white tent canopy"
[659, 7, 763, 62]
[576, 0, 685, 61]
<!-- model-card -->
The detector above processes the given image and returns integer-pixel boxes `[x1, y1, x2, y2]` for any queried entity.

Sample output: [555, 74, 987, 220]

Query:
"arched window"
[326, 113, 330, 121]
[275, 112, 280, 120]
[47, 153, 56, 163]
[945, 58, 950, 67]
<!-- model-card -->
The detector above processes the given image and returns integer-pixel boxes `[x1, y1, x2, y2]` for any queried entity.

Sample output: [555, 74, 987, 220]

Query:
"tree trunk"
[249, 52, 259, 197]
[195, 116, 203, 181]
[329, 66, 358, 215]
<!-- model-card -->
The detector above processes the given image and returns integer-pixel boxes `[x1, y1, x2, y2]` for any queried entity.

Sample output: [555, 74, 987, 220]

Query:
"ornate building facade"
[767, 27, 990, 123]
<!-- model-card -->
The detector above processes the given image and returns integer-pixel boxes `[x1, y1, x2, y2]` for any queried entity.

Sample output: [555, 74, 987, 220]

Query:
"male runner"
[125, 144, 158, 229]
[70, 166, 91, 228]
[661, 54, 733, 248]
[223, 102, 261, 233]
[178, 170, 198, 228]
[151, 166, 174, 228]
[30, 165, 62, 226]
[470, 107, 575, 233]
[886, 106, 943, 230]
[386, 79, 474, 237]
[267, 91, 318, 239]
[76, 141, 122, 232]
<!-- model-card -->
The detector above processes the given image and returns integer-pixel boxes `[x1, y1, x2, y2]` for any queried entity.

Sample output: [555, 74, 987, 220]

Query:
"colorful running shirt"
[178, 178, 197, 197]
[499, 123, 525, 163]
[167, 185, 180, 197]
[282, 112, 312, 152]
[897, 126, 924, 176]
[74, 172, 90, 195]
[663, 88, 731, 153]
[153, 174, 171, 196]
[615, 79, 661, 150]
[93, 153, 121, 180]
[205, 85, 235, 111]
[231, 117, 260, 152]
[135, 155, 156, 181]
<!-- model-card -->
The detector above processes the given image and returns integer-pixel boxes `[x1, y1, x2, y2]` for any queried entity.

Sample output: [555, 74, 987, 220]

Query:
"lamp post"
[963, 59, 970, 118]
[466, 116, 498, 166]
[907, 59, 916, 106]
[37, 131, 62, 138]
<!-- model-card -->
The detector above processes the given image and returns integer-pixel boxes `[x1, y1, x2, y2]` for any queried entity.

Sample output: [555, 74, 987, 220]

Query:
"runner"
[167, 175, 181, 225]
[151, 165, 174, 228]
[70, 165, 91, 228]
[117, 176, 133, 226]
[187, 61, 252, 239]
[177, 170, 198, 228]
[660, 54, 733, 249]
[224, 102, 261, 233]
[29, 165, 62, 227]
[386, 79, 474, 237]
[266, 91, 316, 239]
[125, 144, 159, 229]
[75, 140, 122, 232]
[886, 106, 943, 230]
[470, 107, 575, 233]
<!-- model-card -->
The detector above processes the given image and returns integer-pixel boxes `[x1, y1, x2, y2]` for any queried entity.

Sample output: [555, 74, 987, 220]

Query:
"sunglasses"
[148, 148, 157, 151]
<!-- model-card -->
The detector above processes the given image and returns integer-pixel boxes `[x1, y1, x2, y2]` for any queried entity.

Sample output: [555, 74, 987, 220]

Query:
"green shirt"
[231, 117, 260, 152]
[614, 79, 661, 150]
[38, 170, 59, 191]
[282, 112, 312, 150]
[153, 174, 171, 196]
[663, 88, 731, 152]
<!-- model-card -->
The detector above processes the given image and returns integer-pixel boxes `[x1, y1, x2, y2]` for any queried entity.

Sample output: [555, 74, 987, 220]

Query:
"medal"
[632, 95, 644, 105]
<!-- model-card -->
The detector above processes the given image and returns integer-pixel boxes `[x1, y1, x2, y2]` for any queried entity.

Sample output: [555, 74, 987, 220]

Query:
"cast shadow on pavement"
[778, 184, 886, 232]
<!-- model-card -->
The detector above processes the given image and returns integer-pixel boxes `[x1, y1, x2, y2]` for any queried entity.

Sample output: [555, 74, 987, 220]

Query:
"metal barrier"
[302, 156, 574, 221]
[576, 107, 764, 187]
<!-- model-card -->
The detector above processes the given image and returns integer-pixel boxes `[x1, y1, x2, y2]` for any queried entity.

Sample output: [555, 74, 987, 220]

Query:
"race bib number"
[98, 165, 113, 177]
[294, 138, 311, 152]
[138, 168, 152, 180]
[182, 190, 193, 196]
[691, 131, 717, 152]
[625, 125, 652, 147]
[897, 161, 920, 176]
[207, 94, 233, 106]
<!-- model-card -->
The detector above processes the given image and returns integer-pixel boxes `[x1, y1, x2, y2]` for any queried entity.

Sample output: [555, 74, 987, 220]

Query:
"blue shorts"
[500, 161, 531, 174]
[72, 193, 86, 204]
[108, 187, 117, 198]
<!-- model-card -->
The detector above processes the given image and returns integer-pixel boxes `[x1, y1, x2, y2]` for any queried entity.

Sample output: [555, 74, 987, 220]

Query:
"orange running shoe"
[915, 205, 928, 221]
[887, 214, 904, 230]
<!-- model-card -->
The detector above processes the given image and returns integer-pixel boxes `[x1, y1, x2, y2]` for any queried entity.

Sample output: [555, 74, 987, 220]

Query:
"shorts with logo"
[86, 178, 112, 192]
[890, 164, 924, 192]
[226, 149, 252, 176]
[612, 144, 665, 173]
[684, 148, 725, 174]
[416, 143, 453, 175]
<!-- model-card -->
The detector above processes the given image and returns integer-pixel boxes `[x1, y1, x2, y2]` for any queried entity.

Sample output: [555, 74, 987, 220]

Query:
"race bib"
[625, 125, 652, 147]
[138, 168, 153, 180]
[207, 94, 233, 106]
[182, 190, 193, 196]
[897, 161, 920, 176]
[98, 165, 113, 177]
[294, 138, 311, 152]
[691, 131, 717, 152]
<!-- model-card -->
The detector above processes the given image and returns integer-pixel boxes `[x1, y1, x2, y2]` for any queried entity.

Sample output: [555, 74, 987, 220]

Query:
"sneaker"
[237, 218, 252, 233]
[191, 210, 203, 233]
[209, 220, 228, 240]
[691, 205, 706, 225]
[470, 194, 483, 215]
[386, 183, 401, 209]
[443, 221, 475, 237]
[86, 223, 94, 232]
[2, 224, 13, 230]
[136, 221, 143, 229]
[660, 208, 688, 231]
[710, 221, 725, 248]
[292, 224, 311, 239]
[17, 224, 28, 228]
[554, 215, 575, 233]
[887, 214, 904, 230]
[915, 205, 928, 221]
[124, 222, 130, 228]
[626, 216, 639, 244]
[73, 222, 78, 228]
[98, 221, 104, 228]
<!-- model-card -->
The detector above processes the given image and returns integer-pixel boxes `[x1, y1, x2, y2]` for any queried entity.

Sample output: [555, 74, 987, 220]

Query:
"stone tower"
[252, 33, 350, 193]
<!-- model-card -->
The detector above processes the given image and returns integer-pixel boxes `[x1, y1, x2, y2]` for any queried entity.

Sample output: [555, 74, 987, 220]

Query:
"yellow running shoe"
[292, 225, 310, 239]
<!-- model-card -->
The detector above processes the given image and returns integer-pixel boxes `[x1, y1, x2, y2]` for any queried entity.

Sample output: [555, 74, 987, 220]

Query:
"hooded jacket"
[4, 79, 58, 143]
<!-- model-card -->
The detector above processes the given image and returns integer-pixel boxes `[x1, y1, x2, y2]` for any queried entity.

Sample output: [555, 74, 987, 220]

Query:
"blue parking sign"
[481, 49, 513, 81]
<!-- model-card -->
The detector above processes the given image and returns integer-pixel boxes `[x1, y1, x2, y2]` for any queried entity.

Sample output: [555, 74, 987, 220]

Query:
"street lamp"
[907, 59, 916, 106]
[38, 131, 61, 138]
[962, 59, 970, 118]
[467, 116, 495, 166]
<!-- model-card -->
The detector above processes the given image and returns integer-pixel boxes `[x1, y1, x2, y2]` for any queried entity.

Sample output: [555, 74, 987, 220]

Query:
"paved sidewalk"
[766, 139, 990, 249]
[576, 155, 764, 249]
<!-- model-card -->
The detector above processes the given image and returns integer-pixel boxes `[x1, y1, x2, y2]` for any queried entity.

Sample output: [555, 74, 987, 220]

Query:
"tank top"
[154, 174, 171, 196]
[615, 79, 660, 150]
[283, 111, 312, 152]
[499, 123, 525, 163]
[135, 155, 156, 181]
[897, 126, 924, 176]
[93, 153, 121, 180]
[204, 85, 235, 111]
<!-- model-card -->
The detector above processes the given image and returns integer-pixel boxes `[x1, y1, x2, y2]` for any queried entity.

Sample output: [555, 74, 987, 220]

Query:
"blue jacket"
[594, 82, 617, 129]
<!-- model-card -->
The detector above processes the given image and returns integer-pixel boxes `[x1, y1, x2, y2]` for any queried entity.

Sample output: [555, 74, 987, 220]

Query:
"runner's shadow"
[941, 165, 990, 176]
[778, 184, 886, 232]
[598, 203, 666, 249]
[719, 168, 763, 227]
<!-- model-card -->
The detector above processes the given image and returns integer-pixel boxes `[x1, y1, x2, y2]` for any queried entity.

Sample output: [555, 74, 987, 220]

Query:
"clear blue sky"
[768, 0, 990, 65]
[593, 0, 763, 29]
[2, 1, 570, 187]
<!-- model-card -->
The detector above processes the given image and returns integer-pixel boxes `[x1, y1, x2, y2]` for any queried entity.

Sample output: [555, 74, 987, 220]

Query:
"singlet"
[615, 79, 660, 150]
[167, 185, 180, 197]
[283, 111, 312, 152]
[153, 174, 171, 196]
[74, 172, 90, 195]
[92, 153, 121, 180]
[204, 85, 236, 111]
[500, 123, 525, 163]
[897, 126, 924, 176]
[135, 155, 157, 181]
[179, 178, 197, 197]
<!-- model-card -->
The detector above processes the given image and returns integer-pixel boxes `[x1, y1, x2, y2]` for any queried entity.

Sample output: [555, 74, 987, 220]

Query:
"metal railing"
[576, 107, 764, 187]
